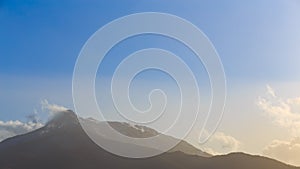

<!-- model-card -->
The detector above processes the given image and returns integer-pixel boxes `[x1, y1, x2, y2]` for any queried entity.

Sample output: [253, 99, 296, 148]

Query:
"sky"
[1, 0, 300, 166]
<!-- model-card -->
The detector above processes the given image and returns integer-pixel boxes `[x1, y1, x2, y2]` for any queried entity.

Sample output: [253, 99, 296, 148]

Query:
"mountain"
[0, 110, 298, 169]
[80, 117, 211, 157]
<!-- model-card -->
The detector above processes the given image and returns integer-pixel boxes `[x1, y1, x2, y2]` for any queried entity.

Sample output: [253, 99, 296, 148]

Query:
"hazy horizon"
[1, 0, 300, 167]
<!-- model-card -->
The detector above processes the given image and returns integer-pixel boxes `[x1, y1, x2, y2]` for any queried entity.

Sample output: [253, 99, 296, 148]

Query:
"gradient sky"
[1, 0, 300, 166]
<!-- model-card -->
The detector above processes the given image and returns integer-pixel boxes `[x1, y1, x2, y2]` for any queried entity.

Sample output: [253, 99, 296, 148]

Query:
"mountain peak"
[45, 110, 79, 129]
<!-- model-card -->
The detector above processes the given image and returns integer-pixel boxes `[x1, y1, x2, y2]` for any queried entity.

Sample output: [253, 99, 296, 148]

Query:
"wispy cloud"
[257, 85, 300, 136]
[41, 99, 68, 117]
[266, 84, 276, 97]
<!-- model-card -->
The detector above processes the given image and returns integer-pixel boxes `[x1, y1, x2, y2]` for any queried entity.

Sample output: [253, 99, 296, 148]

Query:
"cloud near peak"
[41, 100, 68, 116]
[0, 100, 69, 142]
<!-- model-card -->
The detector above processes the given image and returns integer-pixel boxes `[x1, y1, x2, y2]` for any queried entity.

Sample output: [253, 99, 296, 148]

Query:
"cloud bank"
[0, 100, 68, 142]
[0, 120, 43, 141]
[258, 85, 300, 166]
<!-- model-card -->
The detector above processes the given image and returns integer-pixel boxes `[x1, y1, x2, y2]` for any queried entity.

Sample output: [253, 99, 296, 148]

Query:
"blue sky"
[1, 0, 299, 118]
[1, 0, 300, 77]
[1, 0, 300, 164]
[1, 0, 300, 80]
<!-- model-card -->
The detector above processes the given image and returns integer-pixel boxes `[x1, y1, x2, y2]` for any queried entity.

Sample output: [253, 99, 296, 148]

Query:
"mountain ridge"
[0, 110, 298, 169]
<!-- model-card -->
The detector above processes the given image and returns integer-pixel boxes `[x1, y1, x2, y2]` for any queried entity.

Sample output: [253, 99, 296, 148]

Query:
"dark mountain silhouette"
[0, 110, 298, 169]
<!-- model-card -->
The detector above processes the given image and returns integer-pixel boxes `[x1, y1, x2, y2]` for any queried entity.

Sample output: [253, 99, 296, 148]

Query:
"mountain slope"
[0, 110, 298, 169]
[80, 118, 211, 157]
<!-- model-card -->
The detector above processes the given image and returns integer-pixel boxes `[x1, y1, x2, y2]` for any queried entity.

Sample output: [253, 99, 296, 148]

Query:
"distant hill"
[0, 110, 298, 169]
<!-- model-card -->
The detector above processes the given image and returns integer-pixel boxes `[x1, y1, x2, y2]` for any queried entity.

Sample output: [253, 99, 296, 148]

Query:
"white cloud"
[0, 100, 68, 142]
[213, 132, 241, 151]
[257, 85, 300, 136]
[263, 138, 300, 166]
[0, 120, 43, 142]
[186, 130, 241, 155]
[203, 132, 241, 155]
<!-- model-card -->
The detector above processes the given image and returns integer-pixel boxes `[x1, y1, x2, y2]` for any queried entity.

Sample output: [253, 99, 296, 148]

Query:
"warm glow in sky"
[1, 0, 300, 166]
